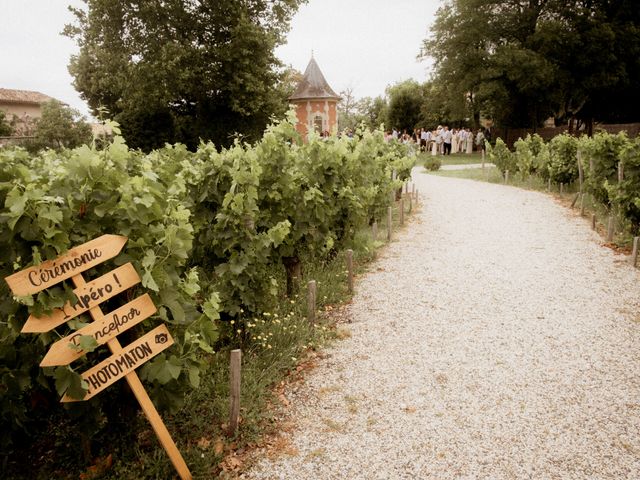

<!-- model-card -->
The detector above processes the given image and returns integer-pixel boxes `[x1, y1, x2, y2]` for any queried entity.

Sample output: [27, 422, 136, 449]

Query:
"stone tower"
[289, 56, 340, 137]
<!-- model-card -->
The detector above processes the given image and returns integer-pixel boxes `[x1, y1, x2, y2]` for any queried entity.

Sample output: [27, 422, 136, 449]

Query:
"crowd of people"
[384, 125, 492, 155]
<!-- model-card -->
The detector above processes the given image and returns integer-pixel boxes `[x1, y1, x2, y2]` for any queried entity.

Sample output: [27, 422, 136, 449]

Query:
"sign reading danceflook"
[4, 234, 192, 480]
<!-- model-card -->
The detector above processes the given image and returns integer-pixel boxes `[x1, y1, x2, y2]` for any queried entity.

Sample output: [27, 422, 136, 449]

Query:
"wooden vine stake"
[4, 235, 192, 480]
[307, 280, 317, 325]
[592, 214, 597, 230]
[607, 215, 615, 242]
[346, 250, 354, 294]
[631, 237, 639, 268]
[571, 192, 580, 208]
[399, 199, 405, 226]
[372, 221, 378, 241]
[387, 206, 393, 241]
[228, 349, 242, 436]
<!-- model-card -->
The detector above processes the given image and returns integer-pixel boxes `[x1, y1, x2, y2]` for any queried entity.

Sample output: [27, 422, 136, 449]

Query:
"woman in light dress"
[451, 129, 459, 154]
[431, 130, 439, 156]
[466, 128, 474, 153]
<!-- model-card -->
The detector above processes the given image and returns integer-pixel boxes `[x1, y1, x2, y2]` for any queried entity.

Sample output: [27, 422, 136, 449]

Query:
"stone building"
[0, 88, 57, 136]
[289, 56, 340, 138]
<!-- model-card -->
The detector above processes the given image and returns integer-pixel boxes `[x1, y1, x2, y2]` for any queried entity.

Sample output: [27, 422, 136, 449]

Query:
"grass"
[4, 190, 420, 480]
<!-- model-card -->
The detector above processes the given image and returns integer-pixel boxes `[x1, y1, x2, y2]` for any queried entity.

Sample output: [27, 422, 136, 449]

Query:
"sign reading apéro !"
[63, 324, 174, 402]
[22, 262, 140, 333]
[40, 294, 157, 367]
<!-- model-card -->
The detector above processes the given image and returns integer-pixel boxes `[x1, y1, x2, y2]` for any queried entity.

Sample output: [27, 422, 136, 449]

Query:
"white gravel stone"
[242, 169, 640, 480]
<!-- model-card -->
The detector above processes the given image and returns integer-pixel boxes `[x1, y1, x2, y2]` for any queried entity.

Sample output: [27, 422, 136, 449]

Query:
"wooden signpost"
[4, 234, 192, 480]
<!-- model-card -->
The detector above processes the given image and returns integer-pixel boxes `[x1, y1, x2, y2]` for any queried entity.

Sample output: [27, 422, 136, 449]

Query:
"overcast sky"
[0, 0, 441, 119]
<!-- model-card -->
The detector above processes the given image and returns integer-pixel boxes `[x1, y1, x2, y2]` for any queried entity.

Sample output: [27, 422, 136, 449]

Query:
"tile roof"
[289, 57, 340, 101]
[0, 88, 56, 105]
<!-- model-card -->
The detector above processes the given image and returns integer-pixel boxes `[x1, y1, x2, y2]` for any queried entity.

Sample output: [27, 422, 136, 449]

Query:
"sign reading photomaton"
[4, 235, 191, 480]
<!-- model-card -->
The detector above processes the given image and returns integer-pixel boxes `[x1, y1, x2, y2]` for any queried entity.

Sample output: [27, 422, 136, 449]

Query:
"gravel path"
[243, 169, 640, 479]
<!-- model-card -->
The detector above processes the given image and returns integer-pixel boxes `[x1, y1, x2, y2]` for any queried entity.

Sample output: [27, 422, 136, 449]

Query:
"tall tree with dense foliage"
[64, 0, 305, 151]
[386, 80, 424, 132]
[422, 0, 640, 131]
[29, 100, 92, 151]
[0, 110, 12, 137]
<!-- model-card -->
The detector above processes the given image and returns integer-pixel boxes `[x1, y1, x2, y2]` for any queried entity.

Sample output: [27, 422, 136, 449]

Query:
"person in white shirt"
[420, 128, 429, 152]
[458, 129, 467, 152]
[442, 126, 452, 155]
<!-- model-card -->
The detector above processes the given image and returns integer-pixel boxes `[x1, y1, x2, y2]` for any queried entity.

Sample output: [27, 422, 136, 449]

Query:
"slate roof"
[0, 88, 55, 105]
[289, 57, 340, 101]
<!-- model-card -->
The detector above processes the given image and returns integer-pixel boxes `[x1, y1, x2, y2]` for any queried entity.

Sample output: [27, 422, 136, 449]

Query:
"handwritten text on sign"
[22, 262, 140, 333]
[63, 324, 174, 402]
[40, 294, 157, 367]
[5, 235, 127, 296]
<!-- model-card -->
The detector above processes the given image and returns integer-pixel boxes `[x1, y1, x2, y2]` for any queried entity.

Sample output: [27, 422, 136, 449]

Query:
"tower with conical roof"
[289, 56, 340, 138]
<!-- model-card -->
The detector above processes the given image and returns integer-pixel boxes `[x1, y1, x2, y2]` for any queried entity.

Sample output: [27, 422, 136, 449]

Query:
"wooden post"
[408, 193, 413, 213]
[346, 250, 354, 294]
[229, 349, 242, 435]
[560, 183, 564, 194]
[412, 183, 416, 196]
[580, 193, 586, 216]
[577, 151, 584, 192]
[372, 221, 378, 241]
[399, 198, 404, 226]
[71, 274, 192, 479]
[405, 182, 409, 194]
[387, 206, 392, 241]
[307, 280, 316, 325]
[548, 178, 551, 192]
[592, 213, 597, 230]
[571, 192, 580, 208]
[607, 215, 615, 242]
[631, 237, 639, 267]
[504, 170, 509, 184]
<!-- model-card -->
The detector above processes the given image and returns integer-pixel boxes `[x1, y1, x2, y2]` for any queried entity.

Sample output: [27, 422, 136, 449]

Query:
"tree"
[65, 0, 305, 151]
[29, 100, 92, 151]
[421, 0, 640, 131]
[338, 91, 388, 132]
[0, 111, 12, 137]
[356, 96, 388, 130]
[338, 87, 359, 132]
[386, 80, 423, 133]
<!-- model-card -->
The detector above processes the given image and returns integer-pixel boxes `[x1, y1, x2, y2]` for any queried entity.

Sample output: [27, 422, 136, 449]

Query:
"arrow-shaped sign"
[5, 235, 127, 296]
[40, 294, 157, 367]
[21, 262, 140, 333]
[62, 324, 174, 402]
